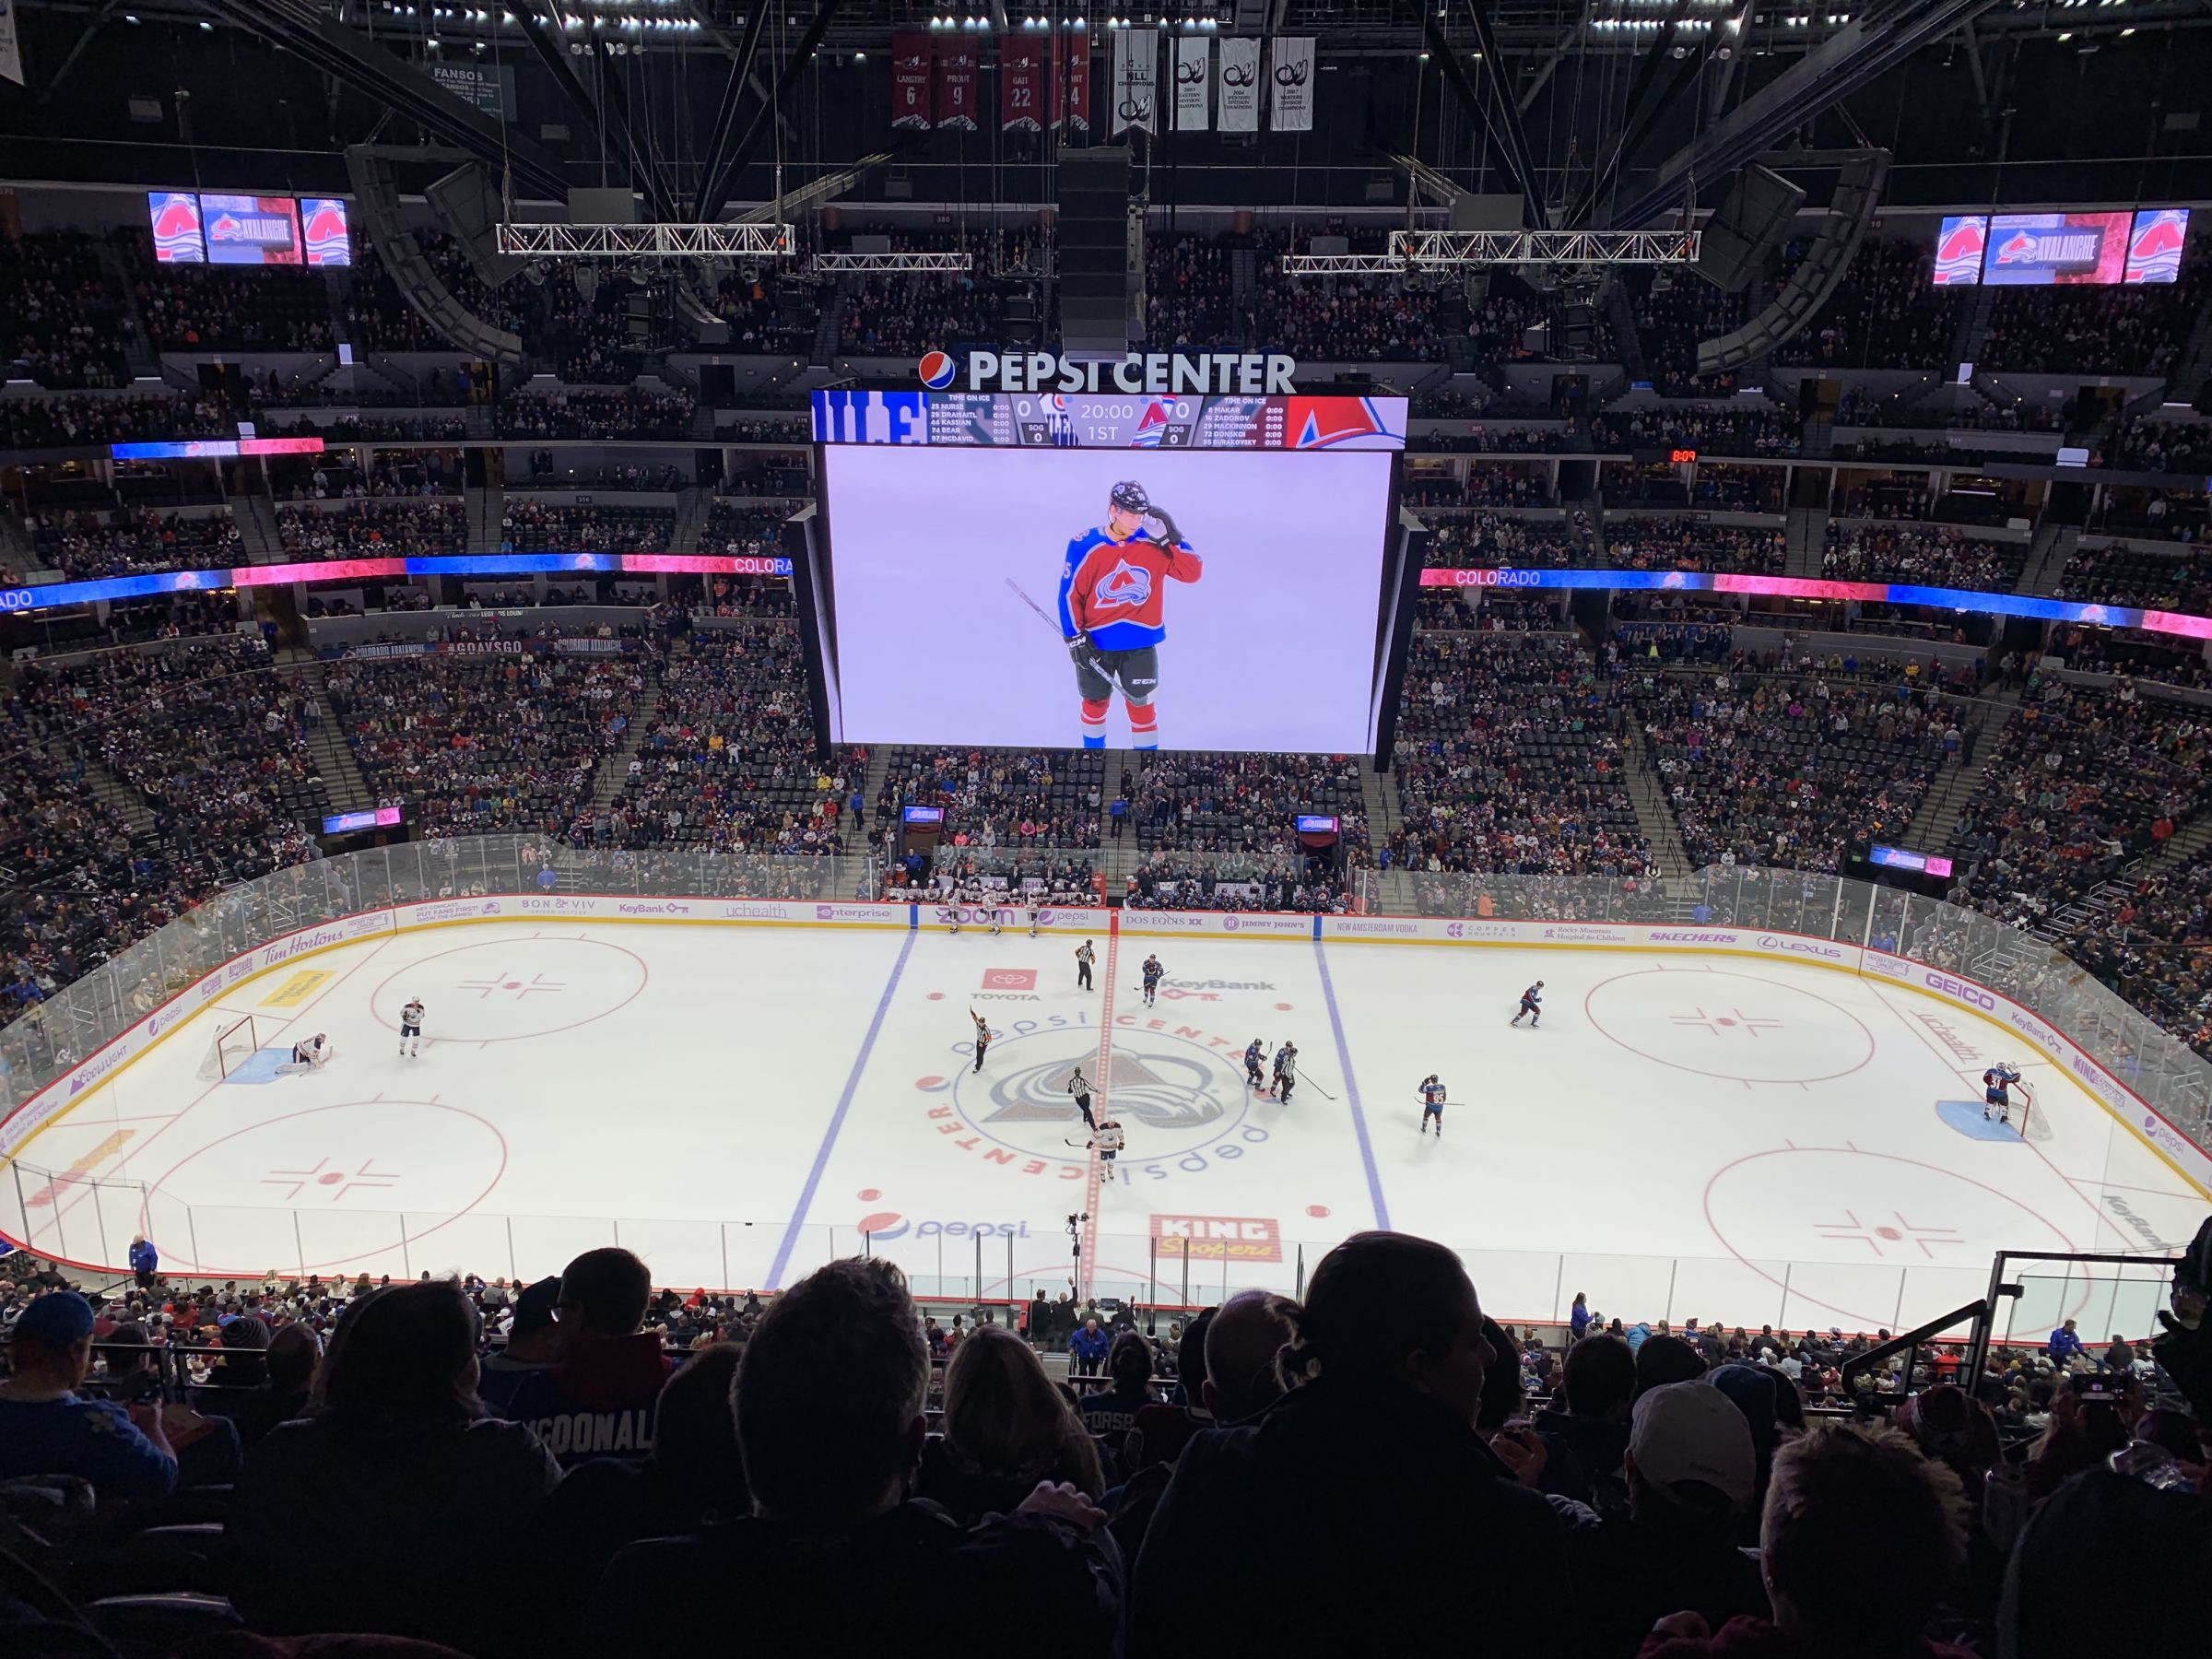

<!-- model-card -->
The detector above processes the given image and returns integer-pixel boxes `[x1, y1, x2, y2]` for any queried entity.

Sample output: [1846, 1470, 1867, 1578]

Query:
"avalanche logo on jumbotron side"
[918, 351, 958, 390]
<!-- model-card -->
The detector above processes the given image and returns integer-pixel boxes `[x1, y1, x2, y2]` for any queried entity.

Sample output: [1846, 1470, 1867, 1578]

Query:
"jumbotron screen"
[816, 442, 1399, 752]
[1931, 207, 2190, 286]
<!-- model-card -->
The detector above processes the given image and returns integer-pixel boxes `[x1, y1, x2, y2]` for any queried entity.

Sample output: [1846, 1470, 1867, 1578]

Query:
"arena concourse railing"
[2, 841, 2207, 1335]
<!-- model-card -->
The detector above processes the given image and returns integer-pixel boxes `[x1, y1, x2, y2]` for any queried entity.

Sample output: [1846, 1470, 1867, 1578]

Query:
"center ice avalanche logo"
[982, 1048, 1227, 1132]
[918, 351, 957, 390]
[1096, 559, 1152, 609]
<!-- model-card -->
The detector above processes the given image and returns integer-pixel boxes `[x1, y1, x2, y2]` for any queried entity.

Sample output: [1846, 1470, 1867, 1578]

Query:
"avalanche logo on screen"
[1287, 395, 1405, 450]
[148, 193, 205, 263]
[1131, 400, 1171, 448]
[1932, 216, 1986, 286]
[2126, 209, 2189, 284]
[918, 351, 958, 390]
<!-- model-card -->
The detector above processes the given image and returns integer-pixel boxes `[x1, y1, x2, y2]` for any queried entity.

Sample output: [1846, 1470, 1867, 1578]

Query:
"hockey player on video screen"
[1057, 479, 1203, 750]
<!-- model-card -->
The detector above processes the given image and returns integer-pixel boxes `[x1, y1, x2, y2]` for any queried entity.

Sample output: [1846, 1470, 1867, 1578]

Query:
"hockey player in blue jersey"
[1244, 1039, 1266, 1092]
[1140, 954, 1166, 1006]
[1509, 981, 1546, 1029]
[1418, 1075, 1447, 1136]
[1058, 480, 1202, 749]
[1983, 1061, 2022, 1125]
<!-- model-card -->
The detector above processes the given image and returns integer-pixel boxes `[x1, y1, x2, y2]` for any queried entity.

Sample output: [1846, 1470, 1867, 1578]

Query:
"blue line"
[766, 930, 916, 1288]
[1313, 939, 1390, 1231]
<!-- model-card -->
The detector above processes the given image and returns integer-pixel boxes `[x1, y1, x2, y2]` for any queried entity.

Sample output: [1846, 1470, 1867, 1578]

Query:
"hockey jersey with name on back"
[1058, 527, 1203, 652]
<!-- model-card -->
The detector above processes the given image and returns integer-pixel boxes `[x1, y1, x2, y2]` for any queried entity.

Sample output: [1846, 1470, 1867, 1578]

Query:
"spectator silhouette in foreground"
[917, 1323, 1105, 1524]
[0, 1290, 177, 1500]
[1641, 1420, 1971, 1659]
[502, 1246, 672, 1467]
[228, 1278, 561, 1655]
[1131, 1230, 1572, 1654]
[583, 1257, 1120, 1657]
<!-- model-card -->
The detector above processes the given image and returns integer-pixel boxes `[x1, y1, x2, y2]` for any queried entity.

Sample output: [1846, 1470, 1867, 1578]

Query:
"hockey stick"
[1006, 578, 1066, 638]
[1300, 1076, 1337, 1101]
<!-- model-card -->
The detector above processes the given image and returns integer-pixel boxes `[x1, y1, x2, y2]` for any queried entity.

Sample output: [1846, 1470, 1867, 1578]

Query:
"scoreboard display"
[813, 390, 1406, 451]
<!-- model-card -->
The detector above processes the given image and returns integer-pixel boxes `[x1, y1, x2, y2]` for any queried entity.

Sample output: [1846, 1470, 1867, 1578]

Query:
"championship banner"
[1053, 28, 1091, 133]
[1271, 36, 1314, 131]
[936, 39, 979, 131]
[1112, 26, 1159, 135]
[1001, 35, 1042, 131]
[1218, 37, 1260, 133]
[891, 31, 933, 131]
[1174, 36, 1210, 131]
[0, 0, 23, 88]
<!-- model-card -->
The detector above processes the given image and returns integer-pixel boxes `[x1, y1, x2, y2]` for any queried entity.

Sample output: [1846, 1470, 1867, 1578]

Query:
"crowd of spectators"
[497, 388, 695, 441]
[0, 391, 232, 450]
[1627, 664, 1961, 872]
[2053, 537, 2212, 614]
[0, 640, 324, 1028]
[328, 648, 646, 837]
[1390, 630, 1650, 878]
[583, 626, 852, 854]
[500, 500, 676, 556]
[1605, 517, 1786, 575]
[1823, 523, 2030, 590]
[2054, 853, 2212, 1055]
[898, 851, 1100, 908]
[0, 231, 133, 387]
[879, 746, 1104, 849]
[1627, 274, 1752, 395]
[1423, 508, 1598, 569]
[842, 270, 1009, 354]
[2, 1224, 2205, 1656]
[1124, 750, 1367, 861]
[132, 260, 334, 353]
[1145, 234, 1240, 351]
[1946, 670, 2212, 931]
[277, 499, 468, 560]
[1782, 236, 1961, 370]
[2103, 418, 2212, 474]
[345, 229, 527, 351]
[1983, 276, 2206, 377]
[1124, 850, 1350, 912]
[29, 507, 243, 580]
[1593, 406, 1801, 459]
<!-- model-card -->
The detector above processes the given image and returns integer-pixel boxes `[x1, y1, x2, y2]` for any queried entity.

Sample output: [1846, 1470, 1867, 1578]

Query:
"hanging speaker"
[1691, 164, 1807, 294]
[1696, 150, 1888, 377]
[346, 147, 524, 367]
[425, 164, 527, 289]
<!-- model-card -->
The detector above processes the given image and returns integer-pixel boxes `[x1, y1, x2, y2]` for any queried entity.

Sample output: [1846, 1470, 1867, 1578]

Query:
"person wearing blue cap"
[0, 1289, 178, 1498]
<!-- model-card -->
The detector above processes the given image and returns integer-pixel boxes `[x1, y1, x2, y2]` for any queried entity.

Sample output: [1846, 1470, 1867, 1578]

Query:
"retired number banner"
[891, 32, 933, 131]
[936, 40, 979, 131]
[1001, 36, 1043, 131]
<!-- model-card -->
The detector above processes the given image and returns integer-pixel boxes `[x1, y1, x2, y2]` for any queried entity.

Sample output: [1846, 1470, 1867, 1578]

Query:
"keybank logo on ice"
[617, 900, 694, 917]
[854, 1212, 1032, 1241]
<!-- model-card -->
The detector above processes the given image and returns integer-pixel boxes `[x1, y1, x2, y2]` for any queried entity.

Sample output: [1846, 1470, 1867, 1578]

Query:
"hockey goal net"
[196, 1015, 261, 1082]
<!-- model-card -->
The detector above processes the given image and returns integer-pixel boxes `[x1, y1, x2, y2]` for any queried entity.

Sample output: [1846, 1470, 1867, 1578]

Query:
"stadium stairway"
[1897, 688, 2020, 854]
[1784, 502, 1830, 579]
[2018, 524, 2080, 598]
[236, 497, 284, 565]
[467, 483, 502, 556]
[582, 667, 665, 814]
[1621, 737, 1694, 880]
[2166, 286, 2212, 400]
[83, 754, 158, 839]
[669, 487, 712, 559]
[1950, 284, 1994, 371]
[1362, 760, 1402, 863]
[294, 660, 378, 819]
[96, 233, 160, 379]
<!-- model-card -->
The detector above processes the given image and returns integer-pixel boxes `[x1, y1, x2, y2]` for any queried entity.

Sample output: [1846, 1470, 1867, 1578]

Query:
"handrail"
[1839, 1299, 1989, 1399]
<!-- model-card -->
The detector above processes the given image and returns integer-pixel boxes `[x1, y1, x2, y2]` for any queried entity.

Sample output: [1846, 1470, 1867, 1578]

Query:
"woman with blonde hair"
[918, 1324, 1104, 1524]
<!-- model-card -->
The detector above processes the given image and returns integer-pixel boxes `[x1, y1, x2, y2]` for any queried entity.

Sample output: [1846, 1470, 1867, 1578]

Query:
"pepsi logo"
[918, 350, 957, 390]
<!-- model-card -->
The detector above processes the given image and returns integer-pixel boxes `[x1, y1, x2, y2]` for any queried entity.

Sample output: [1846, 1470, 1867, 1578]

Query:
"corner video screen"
[1931, 207, 2191, 287]
[818, 444, 1397, 752]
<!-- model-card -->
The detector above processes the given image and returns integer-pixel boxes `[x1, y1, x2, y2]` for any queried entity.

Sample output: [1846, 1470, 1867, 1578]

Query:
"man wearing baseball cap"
[1566, 1380, 1767, 1654]
[0, 1290, 178, 1498]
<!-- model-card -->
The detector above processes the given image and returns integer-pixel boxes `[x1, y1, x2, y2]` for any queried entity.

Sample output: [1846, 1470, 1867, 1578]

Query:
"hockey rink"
[11, 919, 2207, 1337]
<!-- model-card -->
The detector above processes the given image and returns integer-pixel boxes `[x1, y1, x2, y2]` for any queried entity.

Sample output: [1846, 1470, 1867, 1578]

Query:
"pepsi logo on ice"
[918, 350, 959, 390]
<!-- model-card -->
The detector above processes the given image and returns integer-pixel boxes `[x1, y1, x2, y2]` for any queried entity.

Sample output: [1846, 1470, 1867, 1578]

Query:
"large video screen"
[300, 198, 352, 267]
[147, 192, 206, 263]
[819, 444, 1397, 752]
[1929, 207, 2192, 287]
[201, 194, 304, 265]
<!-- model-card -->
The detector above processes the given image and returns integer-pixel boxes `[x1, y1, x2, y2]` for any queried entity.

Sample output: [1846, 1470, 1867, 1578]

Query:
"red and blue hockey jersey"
[1058, 526, 1203, 652]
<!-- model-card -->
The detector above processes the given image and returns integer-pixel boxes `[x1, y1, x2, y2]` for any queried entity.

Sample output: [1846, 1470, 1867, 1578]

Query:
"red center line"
[1079, 912, 1121, 1299]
